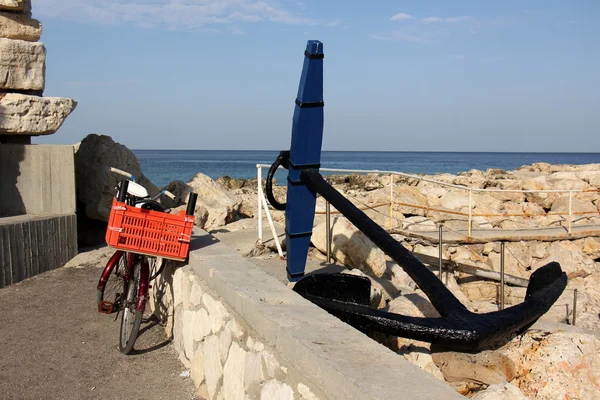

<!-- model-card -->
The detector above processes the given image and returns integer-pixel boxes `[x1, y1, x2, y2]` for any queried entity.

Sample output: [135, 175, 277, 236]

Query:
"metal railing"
[255, 164, 595, 325]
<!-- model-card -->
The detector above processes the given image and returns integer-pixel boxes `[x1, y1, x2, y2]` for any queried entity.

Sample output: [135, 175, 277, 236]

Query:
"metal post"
[326, 201, 331, 263]
[257, 165, 263, 243]
[573, 289, 578, 326]
[389, 174, 394, 230]
[500, 242, 505, 310]
[468, 189, 473, 238]
[438, 224, 443, 282]
[568, 190, 573, 234]
[259, 189, 284, 258]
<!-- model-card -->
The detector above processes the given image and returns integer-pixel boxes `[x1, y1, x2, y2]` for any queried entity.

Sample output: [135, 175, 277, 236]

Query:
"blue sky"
[34, 0, 599, 151]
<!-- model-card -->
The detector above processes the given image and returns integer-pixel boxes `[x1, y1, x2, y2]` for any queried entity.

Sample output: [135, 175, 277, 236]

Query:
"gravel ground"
[0, 247, 197, 400]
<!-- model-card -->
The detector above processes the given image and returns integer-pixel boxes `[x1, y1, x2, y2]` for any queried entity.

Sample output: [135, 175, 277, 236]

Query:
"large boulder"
[392, 186, 428, 216]
[74, 134, 159, 221]
[498, 329, 600, 400]
[0, 12, 41, 41]
[431, 349, 516, 385]
[186, 173, 242, 231]
[311, 217, 387, 277]
[532, 241, 597, 276]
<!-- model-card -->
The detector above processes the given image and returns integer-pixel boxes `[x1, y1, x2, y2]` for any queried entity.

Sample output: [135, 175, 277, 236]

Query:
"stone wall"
[148, 229, 461, 400]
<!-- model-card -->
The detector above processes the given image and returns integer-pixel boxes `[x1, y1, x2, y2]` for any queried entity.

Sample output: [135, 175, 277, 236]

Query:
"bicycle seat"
[127, 181, 148, 198]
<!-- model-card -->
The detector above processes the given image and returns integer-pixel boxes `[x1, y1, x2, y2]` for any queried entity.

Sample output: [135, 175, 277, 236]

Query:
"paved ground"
[0, 247, 196, 400]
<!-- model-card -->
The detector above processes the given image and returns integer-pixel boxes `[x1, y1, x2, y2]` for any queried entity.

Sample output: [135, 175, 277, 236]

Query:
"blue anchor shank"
[285, 40, 324, 282]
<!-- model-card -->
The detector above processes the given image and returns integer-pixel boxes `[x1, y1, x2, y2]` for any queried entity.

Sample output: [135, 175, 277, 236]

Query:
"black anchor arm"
[296, 169, 568, 349]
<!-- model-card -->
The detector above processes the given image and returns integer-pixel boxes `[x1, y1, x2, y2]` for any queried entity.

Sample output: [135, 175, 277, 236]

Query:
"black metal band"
[295, 99, 324, 108]
[287, 177, 304, 186]
[288, 160, 320, 170]
[287, 269, 305, 279]
[286, 230, 313, 238]
[304, 51, 324, 59]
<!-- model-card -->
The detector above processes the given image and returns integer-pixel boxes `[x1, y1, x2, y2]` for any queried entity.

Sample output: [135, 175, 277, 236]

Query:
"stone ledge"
[187, 229, 461, 400]
[0, 12, 41, 41]
[0, 94, 77, 135]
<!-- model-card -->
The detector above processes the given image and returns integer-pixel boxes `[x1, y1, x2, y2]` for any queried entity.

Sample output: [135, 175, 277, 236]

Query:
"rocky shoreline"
[75, 134, 600, 399]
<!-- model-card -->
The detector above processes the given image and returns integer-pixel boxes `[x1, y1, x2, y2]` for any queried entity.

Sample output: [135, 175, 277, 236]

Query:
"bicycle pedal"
[98, 301, 114, 314]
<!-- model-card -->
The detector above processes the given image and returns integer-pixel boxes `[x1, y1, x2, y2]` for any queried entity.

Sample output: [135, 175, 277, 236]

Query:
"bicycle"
[97, 167, 197, 354]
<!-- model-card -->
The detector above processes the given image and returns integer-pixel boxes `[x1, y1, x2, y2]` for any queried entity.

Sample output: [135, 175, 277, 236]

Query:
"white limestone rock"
[499, 329, 600, 400]
[260, 380, 294, 400]
[0, 38, 44, 90]
[311, 217, 387, 277]
[298, 383, 319, 400]
[0, 0, 30, 13]
[532, 241, 597, 276]
[219, 327, 232, 364]
[0, 12, 40, 41]
[187, 172, 242, 230]
[431, 349, 516, 385]
[0, 93, 76, 135]
[472, 383, 527, 400]
[222, 342, 246, 400]
[386, 292, 440, 318]
[191, 343, 206, 389]
[203, 335, 223, 400]
[202, 293, 230, 334]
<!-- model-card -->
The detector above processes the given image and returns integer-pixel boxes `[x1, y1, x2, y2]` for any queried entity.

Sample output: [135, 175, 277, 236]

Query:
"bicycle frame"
[97, 251, 149, 313]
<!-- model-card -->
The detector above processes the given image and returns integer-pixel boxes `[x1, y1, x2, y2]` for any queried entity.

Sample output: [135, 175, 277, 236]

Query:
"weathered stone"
[392, 186, 428, 216]
[0, 38, 44, 90]
[222, 342, 246, 400]
[0, 93, 76, 135]
[74, 134, 159, 221]
[532, 240, 597, 276]
[192, 309, 211, 343]
[202, 293, 230, 334]
[203, 335, 223, 400]
[260, 380, 294, 400]
[187, 173, 242, 230]
[244, 351, 267, 390]
[499, 329, 600, 400]
[402, 216, 436, 231]
[297, 383, 319, 400]
[439, 192, 470, 210]
[398, 343, 445, 381]
[311, 217, 386, 277]
[219, 327, 233, 363]
[0, 12, 40, 41]
[191, 343, 206, 389]
[246, 337, 265, 352]
[432, 349, 516, 385]
[386, 292, 440, 318]
[189, 280, 203, 307]
[182, 310, 198, 359]
[551, 195, 597, 217]
[471, 382, 527, 400]
[0, 0, 30, 12]
[226, 319, 245, 340]
[460, 280, 510, 303]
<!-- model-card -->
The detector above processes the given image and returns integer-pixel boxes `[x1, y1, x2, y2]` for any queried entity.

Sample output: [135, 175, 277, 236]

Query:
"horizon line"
[131, 149, 600, 154]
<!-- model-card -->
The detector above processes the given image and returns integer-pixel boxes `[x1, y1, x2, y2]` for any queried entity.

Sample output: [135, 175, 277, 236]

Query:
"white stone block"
[260, 380, 294, 400]
[189, 278, 203, 307]
[193, 308, 211, 342]
[219, 326, 233, 363]
[226, 319, 245, 340]
[203, 293, 230, 333]
[0, 39, 44, 91]
[0, 94, 77, 135]
[244, 352, 267, 390]
[203, 335, 223, 400]
[298, 383, 319, 400]
[222, 342, 247, 400]
[191, 343, 206, 389]
[0, 0, 30, 12]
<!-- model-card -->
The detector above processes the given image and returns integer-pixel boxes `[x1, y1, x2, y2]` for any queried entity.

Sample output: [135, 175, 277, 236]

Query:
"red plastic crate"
[105, 198, 195, 261]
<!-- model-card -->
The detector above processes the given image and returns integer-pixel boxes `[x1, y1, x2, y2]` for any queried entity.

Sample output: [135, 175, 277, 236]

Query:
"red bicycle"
[97, 168, 196, 354]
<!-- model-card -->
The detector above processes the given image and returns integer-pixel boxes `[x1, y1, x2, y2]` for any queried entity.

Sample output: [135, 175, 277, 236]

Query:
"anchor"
[265, 40, 568, 350]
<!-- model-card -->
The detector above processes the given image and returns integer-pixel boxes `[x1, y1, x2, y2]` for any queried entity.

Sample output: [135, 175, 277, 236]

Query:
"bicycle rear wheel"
[97, 251, 127, 313]
[119, 260, 143, 354]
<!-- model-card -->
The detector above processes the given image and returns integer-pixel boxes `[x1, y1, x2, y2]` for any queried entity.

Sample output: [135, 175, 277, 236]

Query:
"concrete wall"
[0, 213, 77, 288]
[149, 228, 461, 400]
[0, 144, 76, 217]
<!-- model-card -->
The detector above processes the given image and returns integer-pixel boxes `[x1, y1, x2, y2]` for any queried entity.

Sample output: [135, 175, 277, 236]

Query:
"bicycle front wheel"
[119, 260, 143, 354]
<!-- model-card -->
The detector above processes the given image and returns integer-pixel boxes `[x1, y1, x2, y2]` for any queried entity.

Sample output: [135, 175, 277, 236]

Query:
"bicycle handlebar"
[110, 167, 135, 181]
[163, 190, 176, 200]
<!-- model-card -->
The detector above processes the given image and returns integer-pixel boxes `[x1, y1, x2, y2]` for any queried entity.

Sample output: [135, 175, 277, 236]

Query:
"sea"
[133, 150, 600, 188]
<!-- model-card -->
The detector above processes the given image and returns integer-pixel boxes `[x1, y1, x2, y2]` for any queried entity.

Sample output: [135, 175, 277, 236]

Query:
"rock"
[219, 326, 232, 363]
[260, 380, 294, 400]
[0, 94, 77, 135]
[202, 293, 229, 334]
[74, 134, 159, 221]
[0, 38, 44, 91]
[460, 280, 510, 303]
[580, 237, 600, 259]
[550, 195, 597, 217]
[191, 344, 206, 389]
[386, 292, 440, 318]
[222, 342, 246, 400]
[398, 344, 445, 381]
[402, 216, 436, 231]
[172, 203, 209, 229]
[393, 186, 428, 216]
[0, 12, 41, 41]
[532, 241, 597, 276]
[216, 175, 247, 190]
[203, 335, 223, 400]
[311, 217, 386, 277]
[431, 349, 516, 385]
[499, 329, 600, 400]
[162, 180, 192, 207]
[0, 0, 30, 13]
[187, 173, 242, 230]
[439, 192, 470, 210]
[297, 383, 319, 400]
[472, 382, 527, 400]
